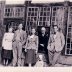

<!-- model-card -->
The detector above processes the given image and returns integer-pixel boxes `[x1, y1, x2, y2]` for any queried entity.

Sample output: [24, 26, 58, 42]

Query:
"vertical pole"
[63, 0, 69, 55]
[63, 0, 69, 36]
[24, 0, 31, 31]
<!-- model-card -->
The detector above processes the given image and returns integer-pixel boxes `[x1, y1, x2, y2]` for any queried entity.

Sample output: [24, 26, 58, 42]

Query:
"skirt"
[25, 49, 36, 64]
[1, 49, 13, 60]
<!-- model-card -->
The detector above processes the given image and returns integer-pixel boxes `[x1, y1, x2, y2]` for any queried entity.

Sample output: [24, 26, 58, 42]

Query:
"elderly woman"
[2, 27, 14, 66]
[25, 28, 38, 67]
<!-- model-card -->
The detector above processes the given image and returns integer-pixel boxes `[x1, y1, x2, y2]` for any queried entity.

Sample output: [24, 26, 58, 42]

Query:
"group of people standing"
[1, 23, 65, 67]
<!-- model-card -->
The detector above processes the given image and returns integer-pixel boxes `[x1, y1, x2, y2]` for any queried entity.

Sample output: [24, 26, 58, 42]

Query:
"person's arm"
[56, 33, 65, 52]
[25, 36, 29, 52]
[47, 34, 54, 51]
[36, 36, 39, 53]
[60, 33, 65, 51]
[45, 35, 49, 48]
[12, 31, 16, 42]
[47, 36, 51, 50]
[22, 31, 27, 45]
[2, 33, 6, 47]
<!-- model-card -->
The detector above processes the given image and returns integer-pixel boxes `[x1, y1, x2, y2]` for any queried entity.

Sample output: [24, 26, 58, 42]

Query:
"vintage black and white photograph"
[0, 0, 71, 67]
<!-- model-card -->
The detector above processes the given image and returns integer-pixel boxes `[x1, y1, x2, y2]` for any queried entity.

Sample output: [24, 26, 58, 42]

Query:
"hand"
[35, 50, 37, 54]
[40, 44, 44, 47]
[25, 49, 27, 52]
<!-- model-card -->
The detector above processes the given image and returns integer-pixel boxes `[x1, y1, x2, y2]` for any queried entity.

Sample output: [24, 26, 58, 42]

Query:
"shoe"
[48, 63, 52, 66]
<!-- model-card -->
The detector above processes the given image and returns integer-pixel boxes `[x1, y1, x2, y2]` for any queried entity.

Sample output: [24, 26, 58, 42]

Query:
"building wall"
[0, 1, 5, 49]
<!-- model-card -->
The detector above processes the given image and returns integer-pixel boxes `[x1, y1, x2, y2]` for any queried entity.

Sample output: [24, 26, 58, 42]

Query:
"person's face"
[32, 29, 35, 34]
[9, 28, 13, 33]
[54, 26, 58, 33]
[18, 24, 23, 29]
[41, 28, 46, 34]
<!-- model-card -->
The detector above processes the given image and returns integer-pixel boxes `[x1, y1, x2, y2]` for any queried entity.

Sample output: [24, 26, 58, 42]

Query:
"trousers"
[48, 50, 61, 66]
[13, 41, 23, 66]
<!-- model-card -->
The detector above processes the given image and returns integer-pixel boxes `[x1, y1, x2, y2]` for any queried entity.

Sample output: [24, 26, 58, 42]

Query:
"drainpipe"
[63, 0, 70, 55]
[63, 0, 69, 36]
[24, 0, 32, 31]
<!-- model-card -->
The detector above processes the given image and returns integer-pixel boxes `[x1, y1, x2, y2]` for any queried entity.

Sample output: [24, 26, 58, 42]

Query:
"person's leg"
[6, 59, 8, 66]
[29, 63, 31, 67]
[12, 42, 17, 66]
[21, 49, 25, 66]
[48, 50, 54, 65]
[17, 42, 22, 66]
[3, 59, 5, 66]
[13, 49, 17, 66]
[52, 52, 61, 66]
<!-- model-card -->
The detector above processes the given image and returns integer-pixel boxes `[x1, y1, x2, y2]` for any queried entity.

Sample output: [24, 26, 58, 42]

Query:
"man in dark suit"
[38, 27, 49, 66]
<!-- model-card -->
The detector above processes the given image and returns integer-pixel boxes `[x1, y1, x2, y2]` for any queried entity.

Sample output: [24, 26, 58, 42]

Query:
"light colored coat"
[13, 29, 27, 48]
[47, 32, 65, 52]
[2, 33, 14, 50]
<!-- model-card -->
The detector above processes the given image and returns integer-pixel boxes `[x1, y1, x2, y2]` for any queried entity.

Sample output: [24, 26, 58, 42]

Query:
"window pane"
[52, 22, 55, 25]
[40, 12, 43, 16]
[29, 8, 31, 11]
[67, 38, 70, 43]
[8, 8, 10, 12]
[43, 17, 46, 21]
[70, 50, 72, 54]
[53, 12, 56, 16]
[68, 28, 71, 32]
[71, 43, 72, 49]
[68, 33, 71, 38]
[47, 17, 49, 21]
[53, 7, 56, 11]
[52, 17, 55, 21]
[66, 49, 70, 54]
[32, 8, 34, 11]
[47, 12, 50, 16]
[35, 12, 37, 16]
[40, 17, 42, 21]
[47, 8, 50, 11]
[35, 8, 37, 11]
[67, 43, 70, 48]
[5, 9, 7, 12]
[44, 12, 46, 16]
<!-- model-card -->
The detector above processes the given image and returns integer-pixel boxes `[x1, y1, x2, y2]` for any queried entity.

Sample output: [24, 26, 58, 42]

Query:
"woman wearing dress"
[2, 27, 14, 66]
[25, 28, 38, 67]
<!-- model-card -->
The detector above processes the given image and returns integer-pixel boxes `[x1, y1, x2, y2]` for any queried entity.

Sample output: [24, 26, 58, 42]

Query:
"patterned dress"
[25, 35, 38, 64]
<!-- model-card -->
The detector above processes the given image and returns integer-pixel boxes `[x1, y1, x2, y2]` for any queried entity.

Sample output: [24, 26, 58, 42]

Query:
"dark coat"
[38, 34, 49, 54]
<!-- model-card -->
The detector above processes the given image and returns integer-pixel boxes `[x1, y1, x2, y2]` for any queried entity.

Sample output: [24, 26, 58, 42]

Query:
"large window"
[5, 7, 14, 17]
[5, 7, 24, 18]
[15, 7, 24, 17]
[26, 7, 39, 34]
[38, 7, 51, 26]
[26, 7, 51, 34]
[65, 6, 72, 55]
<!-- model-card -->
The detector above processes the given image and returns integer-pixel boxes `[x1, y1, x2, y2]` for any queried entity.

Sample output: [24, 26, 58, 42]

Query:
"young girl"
[25, 28, 38, 67]
[2, 27, 14, 66]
